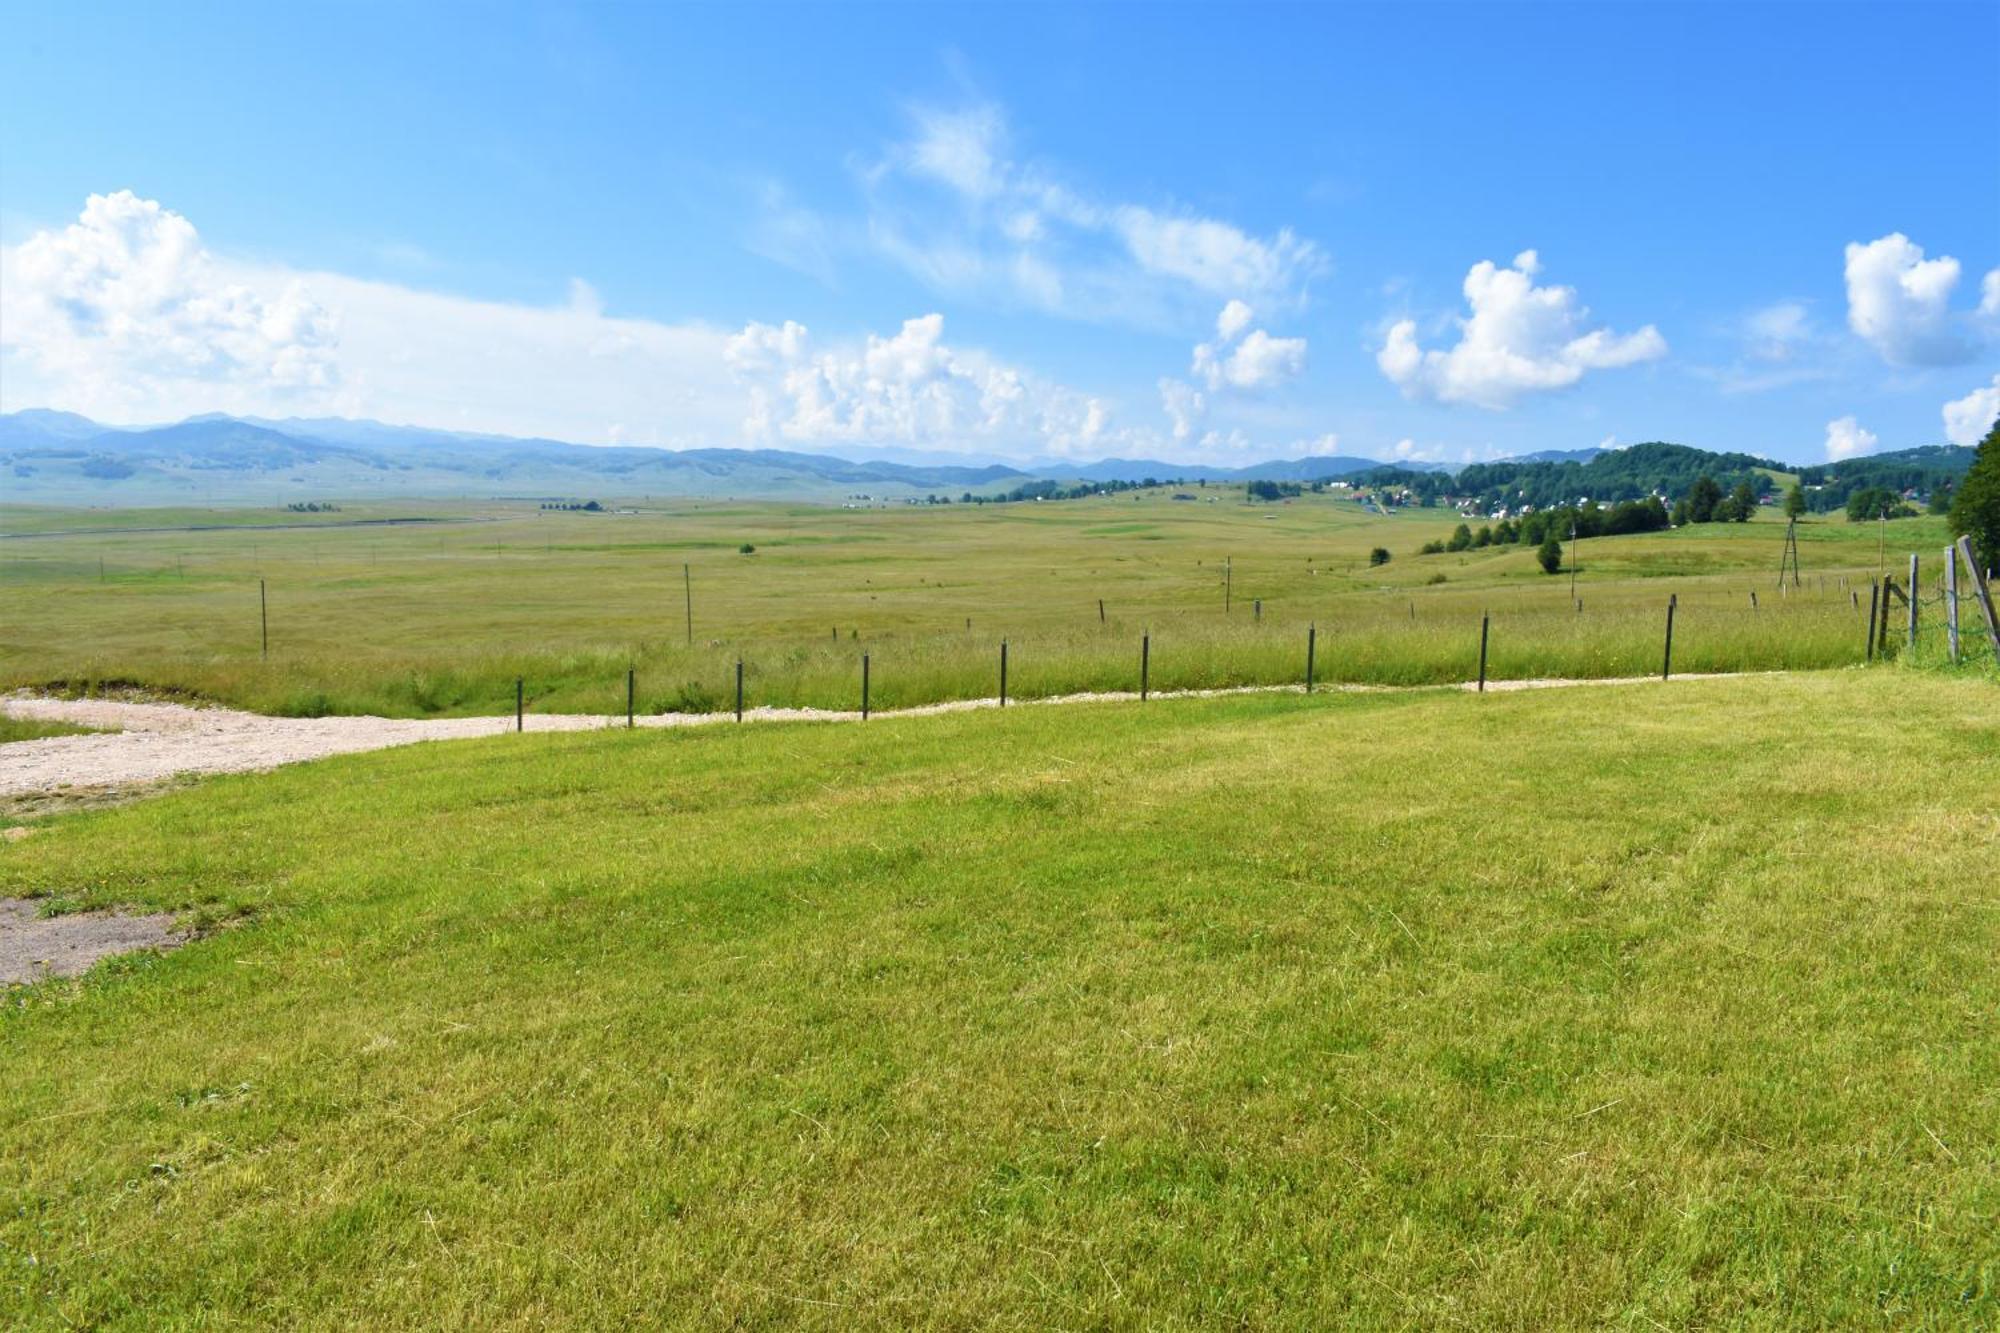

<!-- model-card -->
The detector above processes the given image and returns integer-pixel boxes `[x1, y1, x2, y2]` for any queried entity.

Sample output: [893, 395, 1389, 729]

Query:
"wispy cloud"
[777, 100, 1329, 331]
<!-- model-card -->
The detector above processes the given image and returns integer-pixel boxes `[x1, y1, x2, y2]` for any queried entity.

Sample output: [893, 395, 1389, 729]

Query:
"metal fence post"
[1477, 613, 1489, 693]
[999, 639, 1008, 707]
[861, 654, 870, 720]
[1305, 623, 1316, 694]
[1141, 633, 1150, 701]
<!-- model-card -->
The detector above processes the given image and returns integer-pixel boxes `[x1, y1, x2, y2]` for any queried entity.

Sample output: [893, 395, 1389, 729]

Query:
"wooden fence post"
[861, 654, 870, 720]
[1865, 582, 1878, 661]
[1477, 613, 1489, 693]
[736, 659, 744, 721]
[1305, 623, 1316, 694]
[260, 578, 268, 659]
[1945, 545, 1960, 664]
[516, 679, 524, 732]
[1141, 633, 1150, 701]
[1957, 536, 2000, 661]
[999, 639, 1008, 708]
[1662, 594, 1676, 680]
[1908, 553, 1919, 649]
[627, 668, 635, 729]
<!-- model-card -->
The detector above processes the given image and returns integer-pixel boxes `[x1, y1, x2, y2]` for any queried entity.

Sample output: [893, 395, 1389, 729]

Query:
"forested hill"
[1451, 442, 1784, 510]
[1798, 445, 1978, 512]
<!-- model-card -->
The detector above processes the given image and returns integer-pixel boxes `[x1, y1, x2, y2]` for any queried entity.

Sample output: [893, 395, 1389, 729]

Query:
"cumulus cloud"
[1843, 233, 1979, 366]
[1, 191, 753, 442]
[1, 191, 339, 413]
[1943, 374, 2000, 448]
[1983, 268, 2000, 318]
[856, 101, 1327, 328]
[1189, 300, 1306, 391]
[1376, 250, 1666, 409]
[724, 312, 1111, 457]
[1823, 415, 1879, 462]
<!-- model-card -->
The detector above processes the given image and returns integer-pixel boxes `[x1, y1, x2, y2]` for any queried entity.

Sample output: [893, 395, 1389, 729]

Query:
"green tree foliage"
[1453, 442, 1775, 512]
[1716, 480, 1757, 522]
[1447, 523, 1474, 552]
[1783, 483, 1807, 519]
[1948, 419, 2000, 571]
[1536, 536, 1563, 574]
[1796, 446, 1976, 513]
[1686, 475, 1723, 523]
[1845, 487, 1916, 522]
[1368, 547, 1391, 567]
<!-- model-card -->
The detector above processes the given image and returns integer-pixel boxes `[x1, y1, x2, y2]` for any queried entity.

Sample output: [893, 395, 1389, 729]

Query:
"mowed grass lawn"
[3, 671, 1997, 1327]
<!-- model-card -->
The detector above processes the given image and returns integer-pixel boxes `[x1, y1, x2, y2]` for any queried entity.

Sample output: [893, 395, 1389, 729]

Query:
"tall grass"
[2, 495, 1977, 715]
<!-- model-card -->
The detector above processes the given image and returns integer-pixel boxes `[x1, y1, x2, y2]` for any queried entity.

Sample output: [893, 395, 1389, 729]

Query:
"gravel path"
[0, 898, 183, 985]
[0, 673, 1768, 800]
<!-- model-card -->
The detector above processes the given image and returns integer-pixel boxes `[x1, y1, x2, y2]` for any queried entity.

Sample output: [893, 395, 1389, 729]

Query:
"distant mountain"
[0, 411, 1041, 503]
[1504, 447, 1605, 464]
[0, 411, 1441, 503]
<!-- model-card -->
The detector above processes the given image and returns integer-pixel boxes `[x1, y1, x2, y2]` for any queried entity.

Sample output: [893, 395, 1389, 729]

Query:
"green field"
[2, 493, 1985, 718]
[0, 717, 103, 744]
[2, 671, 1996, 1327]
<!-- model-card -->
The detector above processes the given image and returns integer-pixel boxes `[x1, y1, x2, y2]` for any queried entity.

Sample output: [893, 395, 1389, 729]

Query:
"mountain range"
[0, 410, 1445, 504]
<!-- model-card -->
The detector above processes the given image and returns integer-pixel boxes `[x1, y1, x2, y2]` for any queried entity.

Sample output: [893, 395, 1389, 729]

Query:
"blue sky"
[2, 1, 1996, 466]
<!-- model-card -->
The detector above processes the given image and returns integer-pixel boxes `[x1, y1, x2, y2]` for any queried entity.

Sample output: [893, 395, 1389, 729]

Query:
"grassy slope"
[0, 718, 102, 744]
[1, 495, 1977, 716]
[2, 672, 1996, 1328]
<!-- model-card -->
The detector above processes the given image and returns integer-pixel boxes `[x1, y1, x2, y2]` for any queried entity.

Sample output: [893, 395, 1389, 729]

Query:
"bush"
[1446, 523, 1474, 552]
[738, 543, 756, 554]
[1368, 547, 1391, 567]
[1536, 537, 1563, 574]
[1419, 540, 1445, 555]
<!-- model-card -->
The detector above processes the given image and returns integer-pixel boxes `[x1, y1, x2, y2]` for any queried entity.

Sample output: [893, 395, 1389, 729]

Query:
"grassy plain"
[0, 492, 1985, 718]
[0, 717, 101, 744]
[1, 671, 1996, 1327]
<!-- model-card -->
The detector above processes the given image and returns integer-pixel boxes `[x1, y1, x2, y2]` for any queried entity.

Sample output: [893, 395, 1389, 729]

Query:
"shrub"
[1536, 537, 1563, 574]
[1368, 547, 1391, 567]
[738, 543, 756, 554]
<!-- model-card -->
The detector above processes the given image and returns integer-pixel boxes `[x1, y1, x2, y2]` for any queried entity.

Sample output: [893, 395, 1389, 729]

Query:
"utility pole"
[1568, 521, 1578, 600]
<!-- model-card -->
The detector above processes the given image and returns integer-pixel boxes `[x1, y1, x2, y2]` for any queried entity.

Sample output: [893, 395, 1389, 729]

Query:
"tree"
[1927, 481, 1952, 515]
[1447, 523, 1473, 552]
[1783, 483, 1807, 519]
[1845, 487, 1914, 522]
[1721, 480, 1757, 522]
[1536, 536, 1563, 574]
[1949, 419, 2000, 571]
[1368, 547, 1391, 567]
[1686, 474, 1723, 523]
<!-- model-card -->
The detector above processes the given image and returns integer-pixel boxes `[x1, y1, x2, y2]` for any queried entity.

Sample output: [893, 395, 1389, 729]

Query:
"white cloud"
[1983, 268, 2000, 318]
[0, 191, 744, 443]
[1823, 415, 1879, 462]
[1843, 232, 1976, 366]
[2, 191, 339, 412]
[1743, 301, 1812, 361]
[1158, 377, 1206, 441]
[857, 101, 1326, 328]
[724, 312, 1111, 457]
[1942, 374, 2000, 448]
[1376, 250, 1666, 409]
[1189, 300, 1307, 391]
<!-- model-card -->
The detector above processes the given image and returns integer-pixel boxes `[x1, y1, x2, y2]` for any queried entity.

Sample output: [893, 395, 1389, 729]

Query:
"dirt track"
[0, 674, 1766, 800]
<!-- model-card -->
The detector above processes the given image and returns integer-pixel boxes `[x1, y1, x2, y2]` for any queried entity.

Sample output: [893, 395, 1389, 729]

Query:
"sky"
[2, 1, 1997, 468]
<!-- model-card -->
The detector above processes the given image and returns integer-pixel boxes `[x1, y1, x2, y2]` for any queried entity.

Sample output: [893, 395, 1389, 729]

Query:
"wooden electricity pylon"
[1777, 516, 1802, 590]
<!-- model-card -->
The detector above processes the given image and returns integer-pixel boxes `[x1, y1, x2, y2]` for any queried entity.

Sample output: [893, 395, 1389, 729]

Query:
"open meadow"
[2, 670, 1996, 1327]
[3, 493, 1987, 719]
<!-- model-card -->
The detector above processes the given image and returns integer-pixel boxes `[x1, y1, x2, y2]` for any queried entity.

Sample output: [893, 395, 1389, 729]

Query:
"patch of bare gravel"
[0, 673, 1781, 802]
[0, 898, 184, 985]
